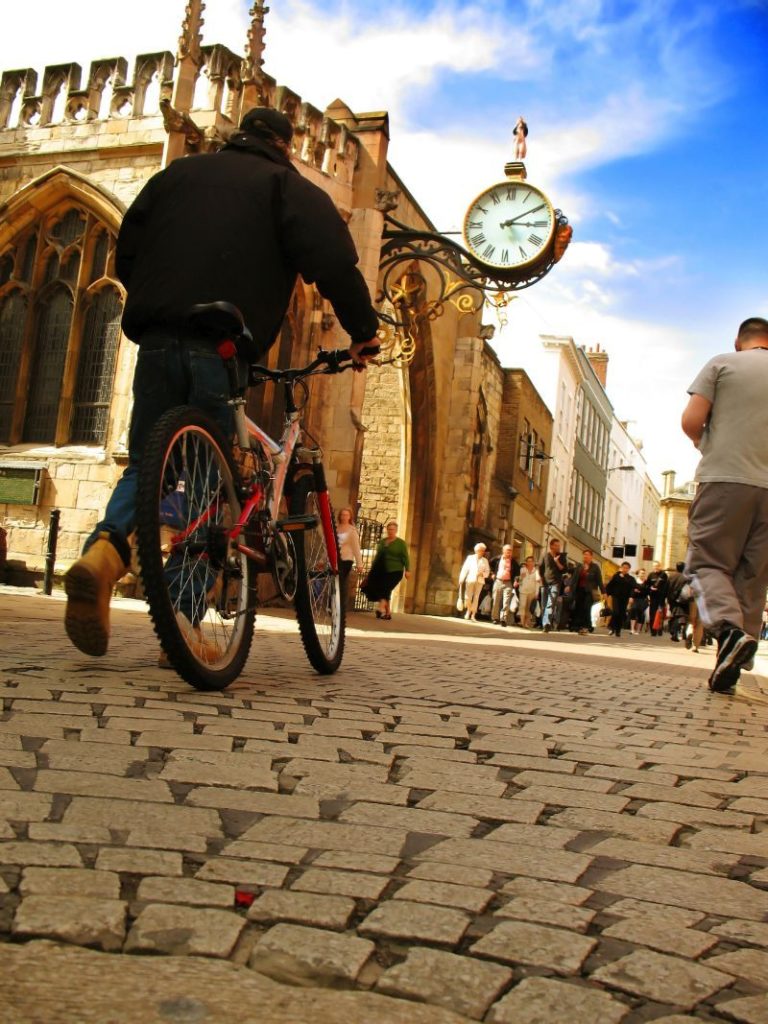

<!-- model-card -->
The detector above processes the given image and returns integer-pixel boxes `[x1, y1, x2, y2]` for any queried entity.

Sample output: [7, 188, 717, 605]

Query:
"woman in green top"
[362, 520, 411, 620]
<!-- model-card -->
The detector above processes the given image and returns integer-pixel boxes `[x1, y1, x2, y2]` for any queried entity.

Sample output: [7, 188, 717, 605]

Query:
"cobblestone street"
[1, 585, 768, 1023]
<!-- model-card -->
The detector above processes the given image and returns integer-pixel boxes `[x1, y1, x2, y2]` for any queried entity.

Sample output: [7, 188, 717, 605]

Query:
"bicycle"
[134, 302, 362, 692]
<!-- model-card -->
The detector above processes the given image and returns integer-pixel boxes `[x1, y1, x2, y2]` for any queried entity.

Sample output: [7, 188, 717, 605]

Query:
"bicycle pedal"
[276, 514, 318, 532]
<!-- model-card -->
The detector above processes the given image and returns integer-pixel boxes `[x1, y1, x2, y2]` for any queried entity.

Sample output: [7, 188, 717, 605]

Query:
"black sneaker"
[708, 628, 758, 693]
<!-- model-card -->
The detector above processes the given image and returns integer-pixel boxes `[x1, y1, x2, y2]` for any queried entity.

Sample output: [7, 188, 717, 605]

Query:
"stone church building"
[0, 2, 552, 615]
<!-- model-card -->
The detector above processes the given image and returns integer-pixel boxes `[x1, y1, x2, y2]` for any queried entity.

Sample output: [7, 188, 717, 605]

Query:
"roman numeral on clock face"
[482, 244, 496, 259]
[519, 245, 527, 259]
[491, 192, 501, 205]
[476, 204, 488, 215]
[506, 187, 516, 201]
[471, 233, 486, 246]
[528, 233, 543, 246]
[501, 248, 509, 264]
[468, 221, 483, 229]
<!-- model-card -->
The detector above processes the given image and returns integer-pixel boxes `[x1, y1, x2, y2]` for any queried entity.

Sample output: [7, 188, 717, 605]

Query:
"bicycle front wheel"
[290, 470, 345, 673]
[136, 406, 256, 691]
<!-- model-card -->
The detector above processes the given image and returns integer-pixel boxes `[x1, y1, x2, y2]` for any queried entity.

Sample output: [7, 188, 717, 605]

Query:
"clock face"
[463, 181, 555, 271]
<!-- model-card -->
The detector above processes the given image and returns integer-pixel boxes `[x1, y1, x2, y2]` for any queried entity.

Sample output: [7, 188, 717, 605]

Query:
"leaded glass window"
[71, 287, 121, 443]
[0, 204, 122, 446]
[0, 291, 27, 440]
[23, 286, 73, 442]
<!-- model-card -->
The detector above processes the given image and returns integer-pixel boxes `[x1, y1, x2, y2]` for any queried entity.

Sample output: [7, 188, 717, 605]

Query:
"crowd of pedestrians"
[452, 541, 709, 644]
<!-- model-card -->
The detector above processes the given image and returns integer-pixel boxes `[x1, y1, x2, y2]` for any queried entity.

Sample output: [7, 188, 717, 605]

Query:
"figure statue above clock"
[513, 116, 528, 160]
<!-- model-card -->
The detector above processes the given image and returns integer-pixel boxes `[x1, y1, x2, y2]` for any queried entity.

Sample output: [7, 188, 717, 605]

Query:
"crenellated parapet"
[0, 48, 360, 184]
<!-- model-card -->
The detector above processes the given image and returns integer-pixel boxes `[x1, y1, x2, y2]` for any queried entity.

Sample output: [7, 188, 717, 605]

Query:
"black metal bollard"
[43, 508, 60, 596]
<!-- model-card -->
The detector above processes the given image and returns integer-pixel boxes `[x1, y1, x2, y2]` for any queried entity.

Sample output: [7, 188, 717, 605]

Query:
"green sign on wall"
[0, 464, 44, 506]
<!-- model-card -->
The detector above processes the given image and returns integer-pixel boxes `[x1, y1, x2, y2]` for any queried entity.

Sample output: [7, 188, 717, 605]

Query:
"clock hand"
[500, 203, 547, 228]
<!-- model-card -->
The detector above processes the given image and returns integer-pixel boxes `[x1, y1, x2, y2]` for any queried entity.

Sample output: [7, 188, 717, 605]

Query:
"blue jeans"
[541, 583, 561, 629]
[86, 331, 245, 623]
[88, 331, 241, 553]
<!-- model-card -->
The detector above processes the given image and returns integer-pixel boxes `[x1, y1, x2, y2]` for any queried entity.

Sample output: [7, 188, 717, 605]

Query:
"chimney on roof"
[586, 343, 609, 388]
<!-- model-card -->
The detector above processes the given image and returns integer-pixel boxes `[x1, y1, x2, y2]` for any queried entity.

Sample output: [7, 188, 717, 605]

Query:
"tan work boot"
[64, 536, 128, 656]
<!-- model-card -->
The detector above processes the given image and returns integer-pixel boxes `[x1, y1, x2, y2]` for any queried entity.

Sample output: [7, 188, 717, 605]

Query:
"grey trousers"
[686, 481, 768, 639]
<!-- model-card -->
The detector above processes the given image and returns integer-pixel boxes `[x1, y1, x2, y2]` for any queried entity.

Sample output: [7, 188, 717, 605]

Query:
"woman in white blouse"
[458, 543, 491, 620]
[336, 507, 363, 589]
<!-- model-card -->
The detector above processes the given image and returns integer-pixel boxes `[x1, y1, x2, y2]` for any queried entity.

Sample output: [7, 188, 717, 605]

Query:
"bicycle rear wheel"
[290, 470, 345, 673]
[136, 406, 256, 690]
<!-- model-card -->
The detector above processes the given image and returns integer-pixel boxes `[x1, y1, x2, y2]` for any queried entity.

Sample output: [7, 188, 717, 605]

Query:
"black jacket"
[115, 135, 379, 358]
[645, 570, 669, 602]
[607, 571, 635, 605]
[490, 555, 520, 584]
[567, 561, 604, 597]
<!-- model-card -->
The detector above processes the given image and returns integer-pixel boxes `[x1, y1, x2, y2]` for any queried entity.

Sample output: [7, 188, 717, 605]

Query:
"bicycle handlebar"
[247, 346, 379, 387]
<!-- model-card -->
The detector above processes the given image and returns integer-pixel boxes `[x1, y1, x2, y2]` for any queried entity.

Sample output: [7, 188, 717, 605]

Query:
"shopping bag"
[456, 594, 465, 613]
[652, 607, 664, 633]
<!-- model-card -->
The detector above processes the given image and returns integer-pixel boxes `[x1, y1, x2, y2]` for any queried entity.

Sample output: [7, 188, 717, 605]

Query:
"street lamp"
[608, 464, 635, 473]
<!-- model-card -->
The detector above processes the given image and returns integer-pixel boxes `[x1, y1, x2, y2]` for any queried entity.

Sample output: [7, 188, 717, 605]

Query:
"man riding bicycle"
[64, 106, 380, 659]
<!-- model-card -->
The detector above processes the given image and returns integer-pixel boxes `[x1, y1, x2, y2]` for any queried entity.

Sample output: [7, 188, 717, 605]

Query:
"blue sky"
[4, 0, 767, 484]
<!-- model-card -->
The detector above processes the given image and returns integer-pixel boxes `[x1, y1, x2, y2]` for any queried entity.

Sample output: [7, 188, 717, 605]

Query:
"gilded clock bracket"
[375, 205, 572, 367]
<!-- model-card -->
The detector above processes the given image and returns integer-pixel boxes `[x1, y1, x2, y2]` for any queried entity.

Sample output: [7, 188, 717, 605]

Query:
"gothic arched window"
[0, 204, 123, 446]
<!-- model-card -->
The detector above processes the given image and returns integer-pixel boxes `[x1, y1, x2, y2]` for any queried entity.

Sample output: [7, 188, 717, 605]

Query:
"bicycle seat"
[185, 302, 253, 347]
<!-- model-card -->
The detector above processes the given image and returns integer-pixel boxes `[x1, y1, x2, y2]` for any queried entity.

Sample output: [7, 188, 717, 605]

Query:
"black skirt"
[361, 556, 404, 601]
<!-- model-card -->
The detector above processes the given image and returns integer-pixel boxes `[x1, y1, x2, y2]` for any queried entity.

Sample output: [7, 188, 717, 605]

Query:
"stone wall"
[358, 361, 405, 526]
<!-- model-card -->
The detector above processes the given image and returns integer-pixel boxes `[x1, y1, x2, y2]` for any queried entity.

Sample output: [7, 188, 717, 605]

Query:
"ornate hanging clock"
[461, 165, 571, 282]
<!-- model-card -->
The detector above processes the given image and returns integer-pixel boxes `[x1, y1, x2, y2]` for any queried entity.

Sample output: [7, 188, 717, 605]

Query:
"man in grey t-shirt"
[682, 316, 768, 692]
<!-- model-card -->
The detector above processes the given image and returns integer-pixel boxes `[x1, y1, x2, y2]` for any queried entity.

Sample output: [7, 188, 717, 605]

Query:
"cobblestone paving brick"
[376, 948, 512, 1020]
[95, 848, 183, 876]
[494, 895, 596, 932]
[716, 993, 768, 1024]
[247, 889, 355, 929]
[13, 895, 126, 951]
[125, 904, 245, 957]
[587, 837, 739, 875]
[603, 898, 706, 927]
[485, 977, 629, 1024]
[222, 840, 308, 863]
[684, 828, 768, 857]
[511, 769, 618, 792]
[62, 795, 224, 836]
[312, 851, 401, 874]
[635, 801, 755, 829]
[339, 801, 476, 838]
[0, 841, 82, 867]
[602, 918, 719, 958]
[359, 900, 470, 946]
[594, 864, 768, 921]
[291, 867, 390, 900]
[0, 791, 52, 821]
[592, 948, 733, 1010]
[158, 750, 277, 790]
[393, 880, 493, 913]
[34, 769, 173, 803]
[195, 858, 290, 887]
[416, 836, 591, 884]
[124, 828, 209, 853]
[136, 876, 234, 908]
[249, 923, 377, 988]
[704, 948, 768, 987]
[499, 876, 593, 905]
[27, 823, 113, 844]
[547, 807, 682, 844]
[471, 919, 597, 974]
[396, 771, 507, 798]
[239, 817, 407, 856]
[20, 866, 120, 899]
[185, 787, 320, 816]
[480, 822, 580, 849]
[416, 792, 543, 824]
[712, 920, 768, 948]
[407, 863, 494, 888]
